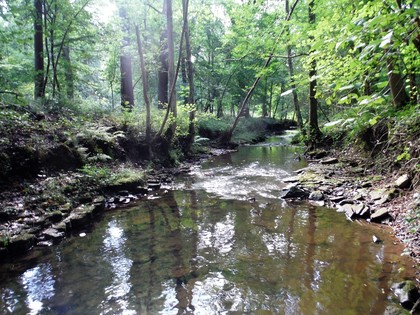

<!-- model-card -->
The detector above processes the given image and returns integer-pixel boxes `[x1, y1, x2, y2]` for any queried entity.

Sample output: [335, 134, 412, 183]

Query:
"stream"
[0, 131, 416, 314]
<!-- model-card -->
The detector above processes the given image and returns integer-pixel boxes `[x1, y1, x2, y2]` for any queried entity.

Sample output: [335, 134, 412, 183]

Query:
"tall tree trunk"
[308, 0, 321, 146]
[154, 3, 186, 142]
[158, 30, 169, 109]
[34, 0, 44, 99]
[119, 6, 134, 109]
[183, 0, 195, 151]
[287, 46, 303, 128]
[135, 25, 152, 152]
[268, 82, 273, 118]
[62, 45, 74, 99]
[166, 0, 177, 135]
[120, 54, 134, 109]
[387, 58, 410, 109]
[285, 0, 303, 128]
[262, 78, 268, 117]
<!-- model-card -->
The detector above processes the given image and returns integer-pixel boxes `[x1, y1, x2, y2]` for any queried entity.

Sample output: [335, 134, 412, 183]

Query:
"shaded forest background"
[0, 0, 419, 168]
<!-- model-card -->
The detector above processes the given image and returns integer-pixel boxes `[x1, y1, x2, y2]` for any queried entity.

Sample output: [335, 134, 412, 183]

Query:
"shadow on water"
[0, 132, 417, 314]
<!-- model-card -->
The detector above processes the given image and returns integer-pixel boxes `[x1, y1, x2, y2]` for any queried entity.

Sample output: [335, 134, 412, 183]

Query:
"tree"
[158, 29, 169, 108]
[307, 0, 321, 146]
[182, 0, 195, 148]
[34, 0, 44, 99]
[285, 0, 303, 129]
[119, 6, 134, 109]
[135, 25, 152, 150]
[166, 0, 177, 135]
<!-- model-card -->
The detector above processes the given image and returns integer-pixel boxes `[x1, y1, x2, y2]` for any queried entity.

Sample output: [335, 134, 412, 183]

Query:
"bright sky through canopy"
[87, 0, 117, 24]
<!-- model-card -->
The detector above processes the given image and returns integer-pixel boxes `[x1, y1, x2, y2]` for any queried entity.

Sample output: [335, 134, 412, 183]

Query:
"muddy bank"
[281, 151, 420, 281]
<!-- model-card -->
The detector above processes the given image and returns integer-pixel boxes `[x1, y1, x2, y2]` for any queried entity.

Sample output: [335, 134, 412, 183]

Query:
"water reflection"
[100, 220, 135, 315]
[21, 264, 56, 314]
[198, 213, 235, 255]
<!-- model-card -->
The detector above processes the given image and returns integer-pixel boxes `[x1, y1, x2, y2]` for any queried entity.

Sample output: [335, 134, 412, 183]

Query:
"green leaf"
[368, 116, 380, 126]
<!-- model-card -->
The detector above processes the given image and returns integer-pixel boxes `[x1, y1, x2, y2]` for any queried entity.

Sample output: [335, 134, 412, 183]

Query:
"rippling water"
[0, 132, 416, 314]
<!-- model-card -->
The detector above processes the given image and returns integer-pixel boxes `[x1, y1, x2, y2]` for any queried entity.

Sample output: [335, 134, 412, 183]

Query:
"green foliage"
[79, 164, 113, 186]
[396, 147, 411, 162]
[197, 115, 231, 140]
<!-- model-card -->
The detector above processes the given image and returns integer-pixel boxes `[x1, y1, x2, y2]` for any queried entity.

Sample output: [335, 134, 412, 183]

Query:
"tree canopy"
[0, 0, 418, 146]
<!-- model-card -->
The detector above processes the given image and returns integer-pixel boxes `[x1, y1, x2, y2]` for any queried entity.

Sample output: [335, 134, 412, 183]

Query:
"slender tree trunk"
[158, 30, 169, 109]
[268, 82, 273, 117]
[386, 58, 409, 109]
[120, 54, 134, 109]
[34, 0, 44, 99]
[262, 78, 268, 117]
[119, 6, 134, 109]
[62, 45, 74, 99]
[308, 0, 321, 146]
[154, 4, 187, 141]
[166, 0, 177, 134]
[183, 0, 195, 150]
[287, 50, 303, 128]
[135, 25, 152, 149]
[50, 2, 58, 98]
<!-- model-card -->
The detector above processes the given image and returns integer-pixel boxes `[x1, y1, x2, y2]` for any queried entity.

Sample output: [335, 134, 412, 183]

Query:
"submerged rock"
[392, 280, 420, 310]
[281, 186, 310, 199]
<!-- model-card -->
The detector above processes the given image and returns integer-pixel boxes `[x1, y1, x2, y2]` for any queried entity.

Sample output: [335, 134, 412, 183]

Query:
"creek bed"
[0, 131, 416, 314]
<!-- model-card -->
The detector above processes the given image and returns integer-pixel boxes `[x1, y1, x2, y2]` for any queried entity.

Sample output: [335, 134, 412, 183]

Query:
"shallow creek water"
[0, 132, 417, 314]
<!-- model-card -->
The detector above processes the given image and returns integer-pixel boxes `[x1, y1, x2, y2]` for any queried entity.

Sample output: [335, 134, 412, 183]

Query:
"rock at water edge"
[309, 190, 324, 201]
[281, 186, 309, 199]
[392, 281, 420, 310]
[370, 208, 392, 223]
[395, 174, 411, 189]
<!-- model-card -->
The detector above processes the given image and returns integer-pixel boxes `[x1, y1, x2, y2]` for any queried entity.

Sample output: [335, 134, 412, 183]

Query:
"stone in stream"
[372, 235, 382, 243]
[394, 174, 411, 189]
[391, 281, 420, 310]
[338, 203, 369, 220]
[309, 190, 324, 201]
[147, 181, 161, 190]
[281, 186, 310, 199]
[43, 228, 64, 240]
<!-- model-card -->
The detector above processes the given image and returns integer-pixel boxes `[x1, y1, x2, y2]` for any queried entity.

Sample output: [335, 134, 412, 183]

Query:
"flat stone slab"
[370, 208, 391, 223]
[320, 157, 339, 164]
[283, 177, 299, 183]
[43, 228, 64, 240]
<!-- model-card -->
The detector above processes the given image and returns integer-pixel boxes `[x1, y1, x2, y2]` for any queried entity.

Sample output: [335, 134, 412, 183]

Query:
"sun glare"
[87, 0, 117, 24]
